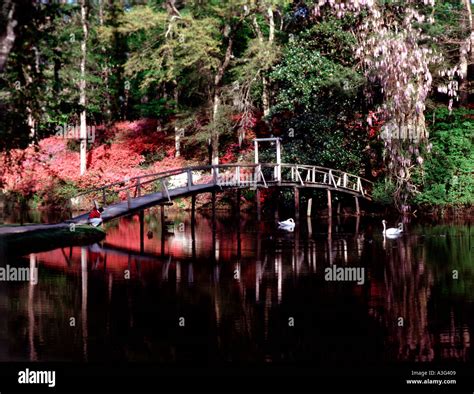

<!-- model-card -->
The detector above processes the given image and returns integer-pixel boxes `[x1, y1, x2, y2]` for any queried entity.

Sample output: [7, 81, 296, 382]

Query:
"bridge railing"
[71, 164, 261, 207]
[278, 164, 373, 198]
[70, 162, 373, 208]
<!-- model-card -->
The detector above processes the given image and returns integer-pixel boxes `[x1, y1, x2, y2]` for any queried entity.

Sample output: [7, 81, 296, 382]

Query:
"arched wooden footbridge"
[69, 162, 373, 224]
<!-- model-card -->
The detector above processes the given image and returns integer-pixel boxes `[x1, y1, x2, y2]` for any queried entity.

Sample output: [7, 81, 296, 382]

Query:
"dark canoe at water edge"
[0, 224, 106, 257]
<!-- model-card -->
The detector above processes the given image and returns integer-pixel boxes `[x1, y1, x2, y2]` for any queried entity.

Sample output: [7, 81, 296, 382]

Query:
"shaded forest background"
[0, 0, 472, 212]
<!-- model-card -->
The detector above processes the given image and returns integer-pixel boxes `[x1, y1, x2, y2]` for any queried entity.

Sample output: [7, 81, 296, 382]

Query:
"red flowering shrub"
[0, 119, 191, 200]
[220, 134, 255, 164]
[0, 117, 256, 206]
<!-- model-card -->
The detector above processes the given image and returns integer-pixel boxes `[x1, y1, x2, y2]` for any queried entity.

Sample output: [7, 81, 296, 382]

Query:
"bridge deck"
[69, 184, 215, 224]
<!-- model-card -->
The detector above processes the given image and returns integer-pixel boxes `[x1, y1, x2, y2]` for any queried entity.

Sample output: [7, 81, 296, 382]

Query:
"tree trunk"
[165, 0, 182, 158]
[24, 47, 40, 144]
[263, 7, 274, 118]
[268, 6, 275, 42]
[79, 0, 88, 176]
[98, 0, 111, 122]
[253, 8, 274, 118]
[211, 34, 234, 166]
[211, 92, 220, 166]
[173, 81, 181, 157]
[262, 76, 270, 118]
[98, 0, 104, 25]
[262, 6, 275, 117]
[459, 0, 473, 105]
[0, 1, 17, 72]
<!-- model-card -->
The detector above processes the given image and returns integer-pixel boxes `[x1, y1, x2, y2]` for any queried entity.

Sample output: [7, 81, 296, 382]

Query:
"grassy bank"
[0, 225, 106, 256]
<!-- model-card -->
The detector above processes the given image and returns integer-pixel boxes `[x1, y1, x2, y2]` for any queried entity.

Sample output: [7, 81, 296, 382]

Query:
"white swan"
[382, 220, 403, 236]
[278, 218, 295, 231]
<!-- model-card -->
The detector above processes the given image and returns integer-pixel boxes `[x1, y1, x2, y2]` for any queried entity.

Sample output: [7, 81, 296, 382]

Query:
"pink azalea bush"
[0, 119, 187, 203]
[0, 118, 254, 207]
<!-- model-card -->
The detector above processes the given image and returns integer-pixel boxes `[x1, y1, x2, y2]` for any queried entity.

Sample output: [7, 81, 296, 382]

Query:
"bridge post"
[191, 208, 196, 259]
[236, 189, 241, 216]
[211, 191, 216, 223]
[274, 189, 280, 220]
[160, 216, 165, 257]
[276, 138, 281, 183]
[191, 195, 196, 222]
[307, 198, 312, 217]
[139, 210, 144, 253]
[327, 189, 332, 217]
[294, 187, 300, 219]
[256, 189, 261, 221]
[211, 191, 217, 245]
[102, 189, 106, 206]
[354, 196, 360, 216]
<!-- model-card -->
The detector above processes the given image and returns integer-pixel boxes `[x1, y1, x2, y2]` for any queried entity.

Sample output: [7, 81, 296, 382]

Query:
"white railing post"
[357, 178, 364, 196]
[259, 166, 268, 188]
[187, 169, 193, 190]
[256, 164, 261, 185]
[296, 167, 304, 186]
[235, 166, 240, 187]
[126, 189, 132, 209]
[329, 170, 337, 188]
[213, 166, 218, 185]
[162, 179, 171, 202]
[276, 138, 281, 183]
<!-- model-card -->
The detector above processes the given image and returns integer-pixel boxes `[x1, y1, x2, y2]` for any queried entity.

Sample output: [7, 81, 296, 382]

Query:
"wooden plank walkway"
[69, 183, 215, 224]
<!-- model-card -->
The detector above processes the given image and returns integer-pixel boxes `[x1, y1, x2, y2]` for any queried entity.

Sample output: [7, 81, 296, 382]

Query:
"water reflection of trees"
[6, 213, 473, 363]
[378, 234, 435, 361]
[377, 222, 473, 362]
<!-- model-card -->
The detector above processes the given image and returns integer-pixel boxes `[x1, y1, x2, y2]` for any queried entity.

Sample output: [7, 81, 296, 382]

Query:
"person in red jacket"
[88, 207, 104, 227]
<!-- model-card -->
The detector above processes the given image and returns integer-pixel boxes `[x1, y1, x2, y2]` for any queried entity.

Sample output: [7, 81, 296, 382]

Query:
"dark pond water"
[0, 208, 473, 366]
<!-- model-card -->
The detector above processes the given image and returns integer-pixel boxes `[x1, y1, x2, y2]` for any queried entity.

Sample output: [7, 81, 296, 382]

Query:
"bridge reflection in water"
[5, 212, 473, 365]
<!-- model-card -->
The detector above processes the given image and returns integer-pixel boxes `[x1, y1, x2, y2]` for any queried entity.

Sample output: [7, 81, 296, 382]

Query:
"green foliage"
[45, 181, 81, 207]
[278, 113, 367, 172]
[141, 150, 166, 168]
[270, 45, 363, 113]
[53, 181, 81, 200]
[413, 108, 474, 207]
[233, 38, 281, 88]
[269, 28, 366, 172]
[372, 179, 396, 206]
[297, 18, 357, 66]
[425, 0, 469, 88]
[133, 98, 174, 119]
[122, 7, 221, 91]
